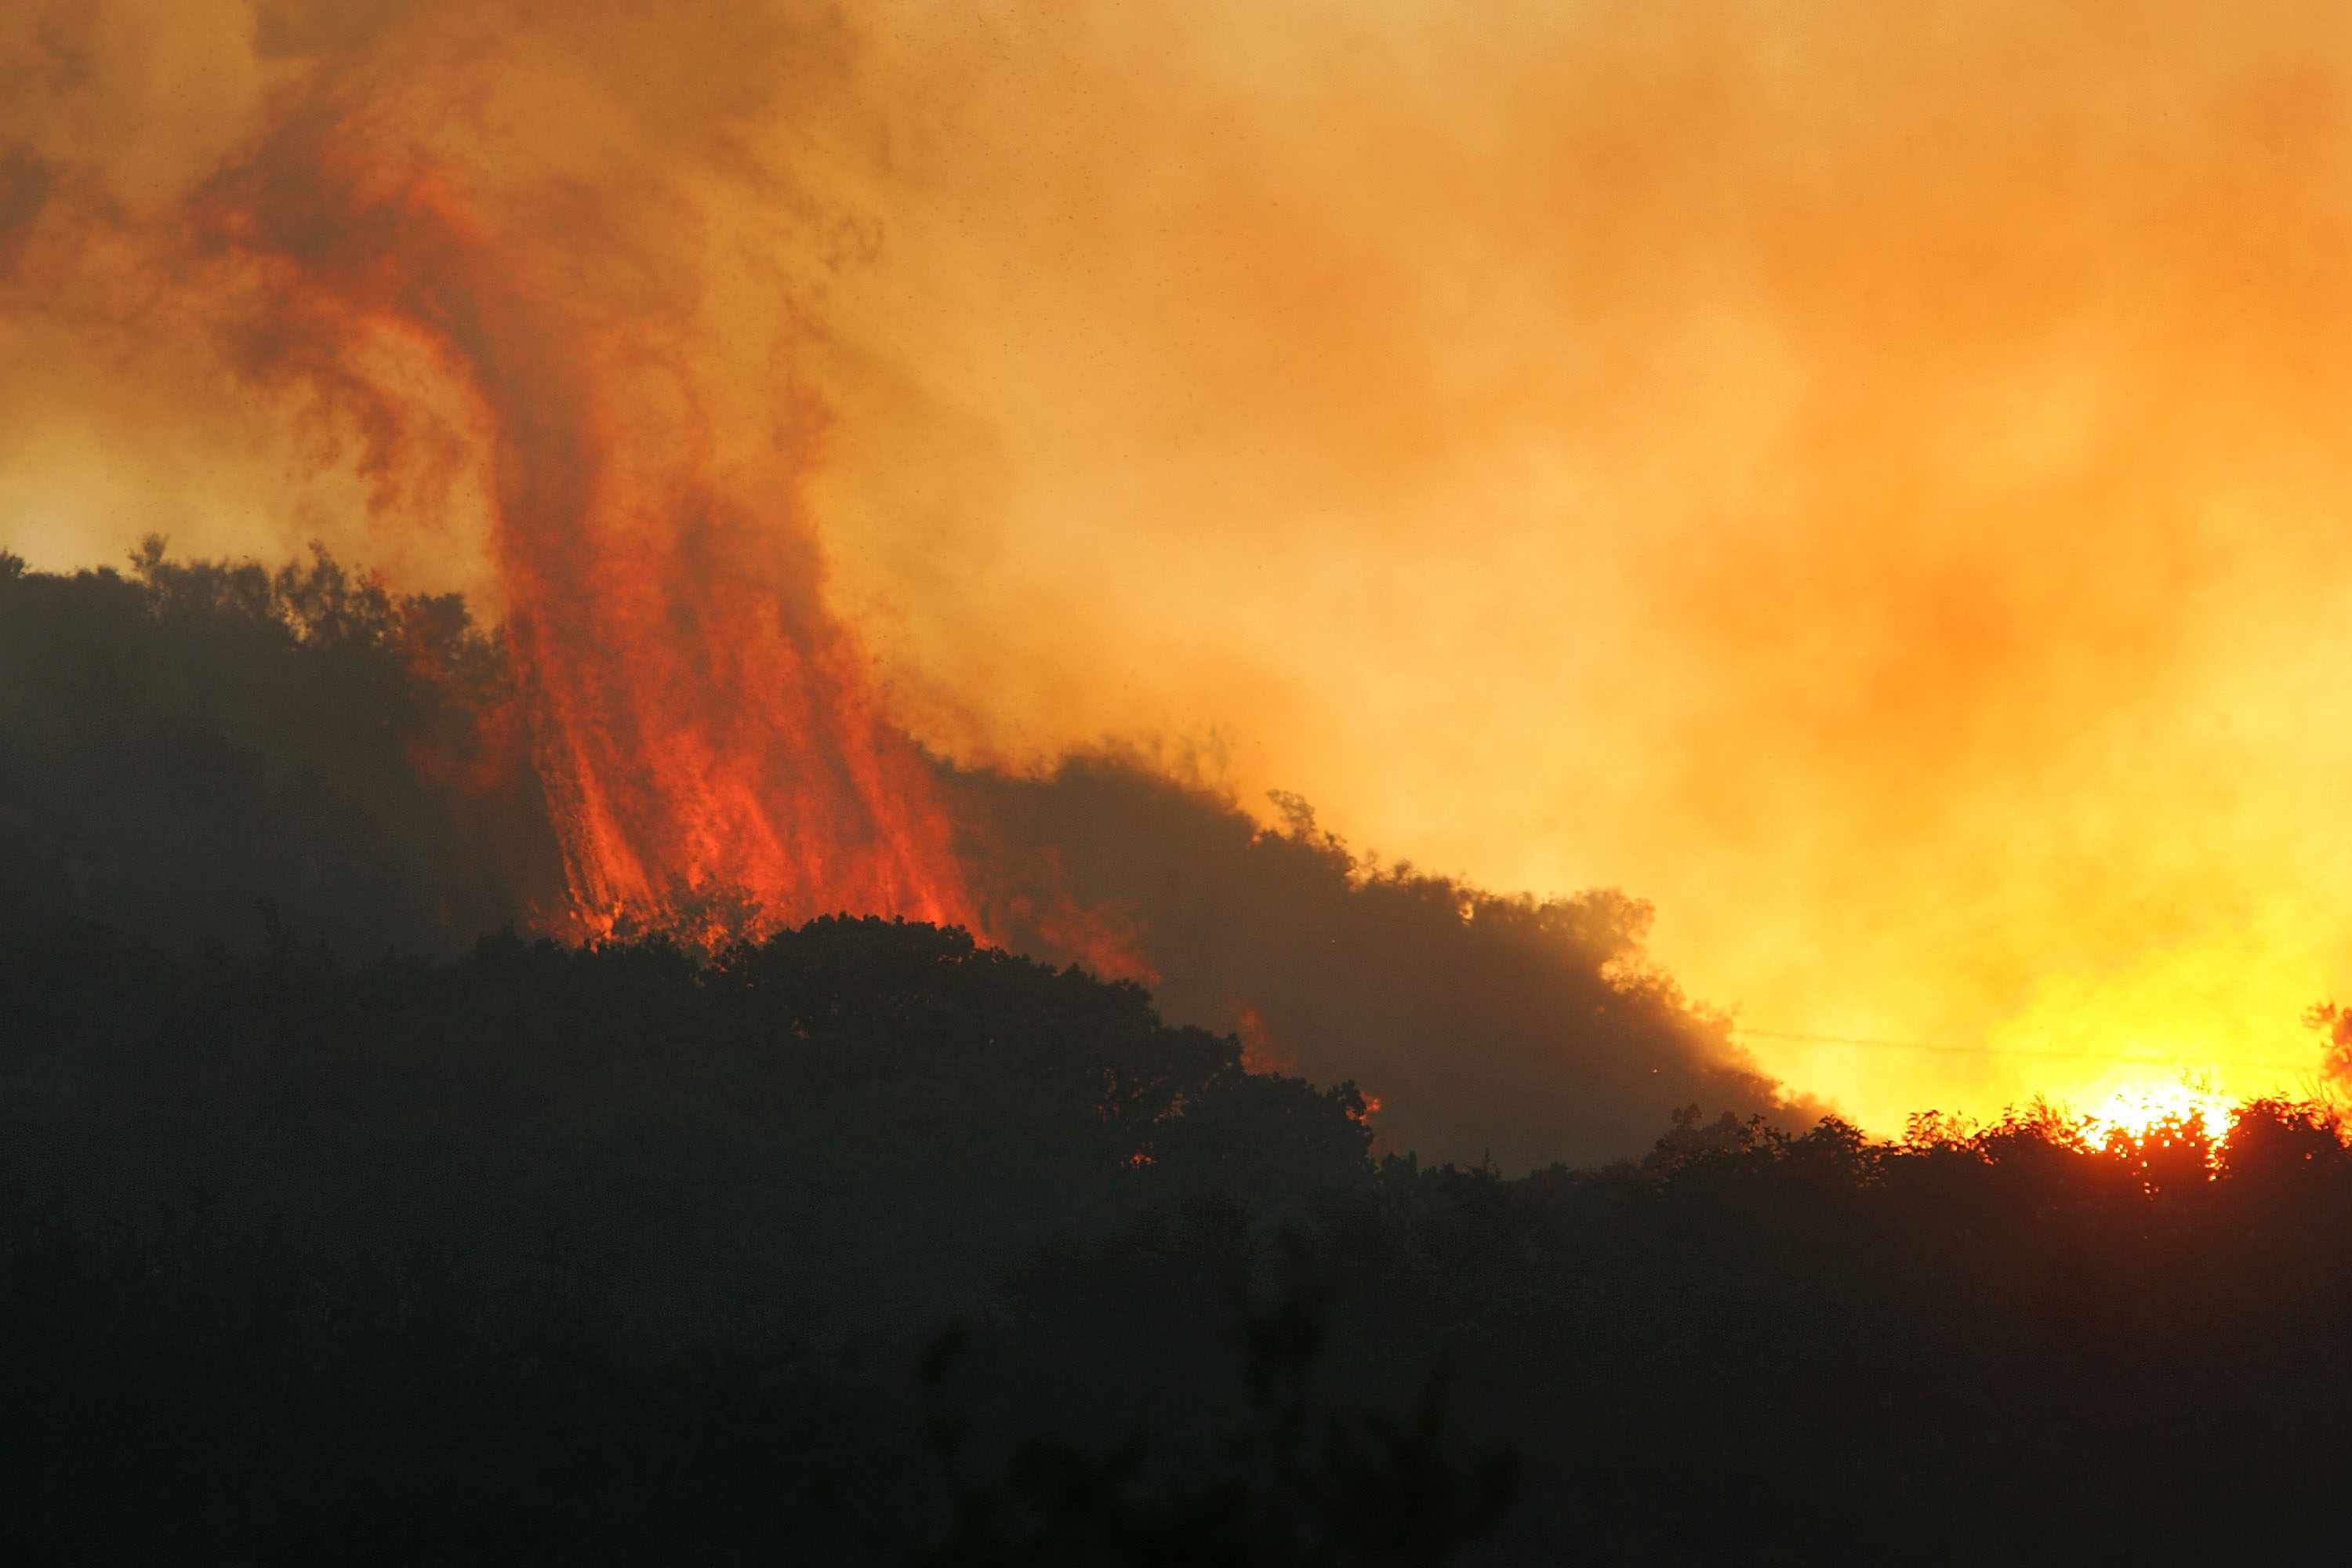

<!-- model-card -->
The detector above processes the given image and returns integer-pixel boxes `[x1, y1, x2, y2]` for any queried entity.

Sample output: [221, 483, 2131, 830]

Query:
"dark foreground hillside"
[0, 914, 1390, 1561]
[9, 912, 2352, 1562]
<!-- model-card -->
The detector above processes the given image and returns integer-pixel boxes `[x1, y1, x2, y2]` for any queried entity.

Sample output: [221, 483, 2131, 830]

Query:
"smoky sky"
[6, 2, 2352, 1131]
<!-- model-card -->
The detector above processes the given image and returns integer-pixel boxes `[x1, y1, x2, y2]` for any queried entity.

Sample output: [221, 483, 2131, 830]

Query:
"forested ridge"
[7, 548, 2352, 1563]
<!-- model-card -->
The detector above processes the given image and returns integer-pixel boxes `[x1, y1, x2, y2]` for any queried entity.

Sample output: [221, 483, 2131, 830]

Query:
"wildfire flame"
[2082, 1078, 2234, 1147]
[194, 129, 987, 948]
[1234, 1004, 1296, 1076]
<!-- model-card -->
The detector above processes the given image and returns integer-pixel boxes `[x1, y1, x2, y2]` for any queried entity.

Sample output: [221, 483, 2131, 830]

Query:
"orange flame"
[198, 142, 985, 945]
[2084, 1080, 2234, 1148]
[1234, 1003, 1297, 1076]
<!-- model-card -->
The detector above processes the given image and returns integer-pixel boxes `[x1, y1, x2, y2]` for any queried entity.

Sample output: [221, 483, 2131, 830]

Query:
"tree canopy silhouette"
[15, 544, 2352, 1562]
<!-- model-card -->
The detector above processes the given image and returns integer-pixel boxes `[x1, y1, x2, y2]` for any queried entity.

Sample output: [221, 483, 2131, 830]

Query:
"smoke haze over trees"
[953, 759, 1803, 1171]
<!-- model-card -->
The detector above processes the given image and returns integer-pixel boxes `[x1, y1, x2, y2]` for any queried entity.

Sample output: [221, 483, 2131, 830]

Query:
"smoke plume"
[10, 2, 2349, 1135]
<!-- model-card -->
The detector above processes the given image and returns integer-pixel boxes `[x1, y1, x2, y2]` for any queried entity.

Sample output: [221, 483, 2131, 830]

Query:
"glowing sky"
[9, 1, 2352, 1131]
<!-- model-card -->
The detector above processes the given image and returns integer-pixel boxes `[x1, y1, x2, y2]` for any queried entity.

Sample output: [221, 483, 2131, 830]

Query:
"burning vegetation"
[13, 3, 2352, 1561]
[193, 114, 985, 949]
[0, 545, 1796, 1171]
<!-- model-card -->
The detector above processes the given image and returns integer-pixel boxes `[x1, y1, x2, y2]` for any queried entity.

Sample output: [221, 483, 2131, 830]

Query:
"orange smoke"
[803, 1, 2352, 1131]
[23, 2, 2352, 1139]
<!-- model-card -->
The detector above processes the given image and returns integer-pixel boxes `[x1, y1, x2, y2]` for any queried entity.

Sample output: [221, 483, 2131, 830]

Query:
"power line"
[1732, 1025, 2322, 1076]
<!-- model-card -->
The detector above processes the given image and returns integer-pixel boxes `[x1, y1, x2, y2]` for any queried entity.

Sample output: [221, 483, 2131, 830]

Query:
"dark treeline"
[11, 545, 2352, 1562]
[949, 760, 1803, 1171]
[0, 542, 567, 955]
[10, 915, 2352, 1560]
[0, 544, 1793, 1172]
